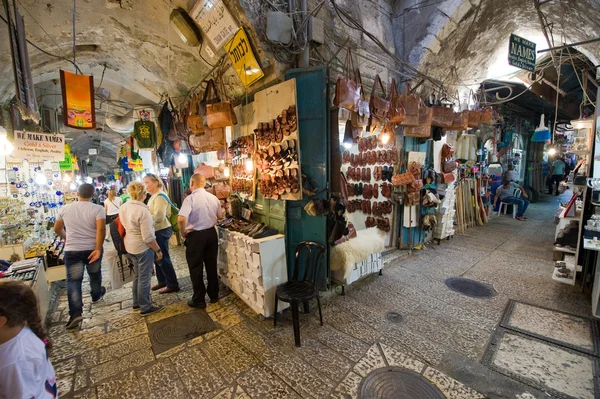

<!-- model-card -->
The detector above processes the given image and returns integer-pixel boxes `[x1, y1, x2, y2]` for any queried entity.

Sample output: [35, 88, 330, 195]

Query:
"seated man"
[494, 179, 530, 221]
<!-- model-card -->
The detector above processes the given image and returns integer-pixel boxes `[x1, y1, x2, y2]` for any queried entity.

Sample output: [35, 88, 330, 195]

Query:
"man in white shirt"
[178, 173, 222, 309]
[493, 178, 530, 221]
[53, 183, 106, 329]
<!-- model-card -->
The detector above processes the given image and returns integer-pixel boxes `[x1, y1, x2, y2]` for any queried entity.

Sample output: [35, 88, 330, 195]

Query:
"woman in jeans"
[144, 174, 180, 294]
[104, 188, 122, 224]
[119, 182, 164, 316]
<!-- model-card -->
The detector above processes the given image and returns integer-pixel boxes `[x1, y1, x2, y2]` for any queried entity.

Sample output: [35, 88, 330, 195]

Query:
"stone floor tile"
[90, 347, 155, 384]
[212, 384, 252, 399]
[96, 370, 150, 399]
[77, 350, 99, 369]
[353, 344, 387, 378]
[71, 387, 97, 399]
[379, 343, 425, 373]
[264, 352, 336, 398]
[98, 334, 152, 363]
[53, 357, 77, 379]
[209, 306, 244, 329]
[90, 303, 121, 315]
[200, 333, 260, 381]
[73, 370, 88, 392]
[58, 374, 74, 397]
[379, 327, 446, 366]
[237, 365, 301, 399]
[136, 359, 189, 399]
[144, 301, 190, 323]
[293, 337, 353, 382]
[324, 306, 381, 344]
[329, 371, 363, 399]
[228, 322, 286, 362]
[311, 324, 371, 363]
[423, 367, 487, 399]
[172, 346, 227, 397]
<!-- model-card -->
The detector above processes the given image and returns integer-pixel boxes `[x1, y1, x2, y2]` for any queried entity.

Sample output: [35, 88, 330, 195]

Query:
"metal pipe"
[537, 37, 600, 53]
[299, 0, 309, 67]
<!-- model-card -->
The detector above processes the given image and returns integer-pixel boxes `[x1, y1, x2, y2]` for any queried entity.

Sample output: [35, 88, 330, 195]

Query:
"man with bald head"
[178, 173, 223, 308]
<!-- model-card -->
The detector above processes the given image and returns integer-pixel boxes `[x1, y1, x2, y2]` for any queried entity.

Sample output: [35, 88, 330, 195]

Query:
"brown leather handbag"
[441, 172, 455, 184]
[187, 94, 204, 134]
[388, 78, 406, 124]
[446, 111, 469, 131]
[441, 144, 457, 173]
[351, 69, 370, 128]
[370, 74, 390, 120]
[431, 106, 453, 128]
[194, 163, 215, 179]
[205, 78, 238, 128]
[404, 124, 431, 138]
[392, 171, 415, 186]
[479, 107, 493, 124]
[467, 110, 481, 128]
[333, 49, 361, 112]
[213, 182, 231, 199]
[399, 86, 420, 126]
[199, 80, 219, 125]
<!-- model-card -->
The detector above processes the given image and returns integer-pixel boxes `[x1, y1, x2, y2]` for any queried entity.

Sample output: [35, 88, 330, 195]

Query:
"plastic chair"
[273, 241, 326, 347]
[497, 188, 522, 218]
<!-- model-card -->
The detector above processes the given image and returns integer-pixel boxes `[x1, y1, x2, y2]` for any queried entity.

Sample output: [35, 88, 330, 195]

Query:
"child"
[0, 281, 57, 398]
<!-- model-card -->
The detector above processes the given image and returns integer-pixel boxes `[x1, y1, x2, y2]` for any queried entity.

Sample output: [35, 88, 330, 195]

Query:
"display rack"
[216, 227, 288, 318]
[552, 118, 594, 285]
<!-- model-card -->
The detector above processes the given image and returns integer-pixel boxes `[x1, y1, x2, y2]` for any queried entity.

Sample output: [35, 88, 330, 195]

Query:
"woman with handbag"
[104, 188, 122, 224]
[119, 182, 164, 315]
[144, 174, 180, 294]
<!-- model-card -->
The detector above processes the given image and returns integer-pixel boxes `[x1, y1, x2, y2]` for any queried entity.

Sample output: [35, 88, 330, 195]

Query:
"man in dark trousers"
[178, 173, 222, 309]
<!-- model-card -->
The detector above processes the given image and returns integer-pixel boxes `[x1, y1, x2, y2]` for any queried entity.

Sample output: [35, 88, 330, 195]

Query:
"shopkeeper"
[494, 179, 530, 221]
[178, 173, 222, 309]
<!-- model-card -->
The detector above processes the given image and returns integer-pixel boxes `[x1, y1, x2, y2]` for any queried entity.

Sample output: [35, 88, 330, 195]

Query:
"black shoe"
[246, 223, 264, 236]
[253, 228, 278, 239]
[65, 314, 83, 330]
[188, 300, 207, 309]
[140, 305, 164, 316]
[132, 305, 140, 311]
[209, 297, 219, 304]
[92, 287, 106, 303]
[250, 225, 268, 238]
[240, 223, 258, 233]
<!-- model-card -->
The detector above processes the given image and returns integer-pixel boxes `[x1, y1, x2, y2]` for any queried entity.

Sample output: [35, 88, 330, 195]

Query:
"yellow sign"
[226, 28, 264, 88]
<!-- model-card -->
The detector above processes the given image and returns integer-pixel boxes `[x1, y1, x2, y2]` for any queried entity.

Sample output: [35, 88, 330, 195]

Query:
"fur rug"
[330, 228, 386, 279]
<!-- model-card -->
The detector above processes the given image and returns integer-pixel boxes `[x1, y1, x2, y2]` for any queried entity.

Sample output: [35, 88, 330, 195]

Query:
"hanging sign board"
[508, 34, 536, 72]
[190, 0, 237, 50]
[226, 28, 264, 87]
[12, 131, 65, 162]
[59, 155, 73, 171]
[60, 70, 96, 129]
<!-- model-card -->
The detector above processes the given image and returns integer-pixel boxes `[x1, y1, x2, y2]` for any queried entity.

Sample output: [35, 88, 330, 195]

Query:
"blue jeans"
[154, 227, 179, 288]
[127, 249, 155, 312]
[504, 196, 530, 217]
[64, 250, 103, 317]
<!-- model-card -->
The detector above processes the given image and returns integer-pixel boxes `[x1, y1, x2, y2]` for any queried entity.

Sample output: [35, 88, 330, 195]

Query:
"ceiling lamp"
[531, 114, 551, 142]
[0, 126, 14, 155]
[170, 8, 203, 47]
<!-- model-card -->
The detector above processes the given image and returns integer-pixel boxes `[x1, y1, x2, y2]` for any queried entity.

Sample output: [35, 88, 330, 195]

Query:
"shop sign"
[190, 0, 237, 50]
[60, 70, 96, 129]
[12, 131, 65, 162]
[358, 50, 388, 86]
[226, 28, 264, 87]
[508, 34, 536, 72]
[59, 154, 73, 171]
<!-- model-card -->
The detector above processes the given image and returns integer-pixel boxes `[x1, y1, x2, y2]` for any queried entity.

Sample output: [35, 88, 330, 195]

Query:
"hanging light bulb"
[0, 126, 14, 156]
[548, 147, 557, 155]
[85, 176, 93, 184]
[224, 165, 230, 178]
[379, 131, 391, 145]
[245, 158, 254, 172]
[63, 174, 72, 182]
[69, 183, 77, 191]
[178, 153, 187, 163]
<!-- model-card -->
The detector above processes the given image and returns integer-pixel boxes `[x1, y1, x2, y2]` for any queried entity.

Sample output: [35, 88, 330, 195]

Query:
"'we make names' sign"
[508, 34, 536, 72]
[12, 131, 65, 162]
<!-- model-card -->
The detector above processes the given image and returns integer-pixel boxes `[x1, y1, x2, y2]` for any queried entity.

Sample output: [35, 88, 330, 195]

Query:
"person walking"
[549, 156, 566, 195]
[119, 182, 164, 316]
[144, 173, 180, 294]
[104, 188, 122, 225]
[178, 173, 222, 309]
[0, 281, 57, 398]
[53, 183, 106, 330]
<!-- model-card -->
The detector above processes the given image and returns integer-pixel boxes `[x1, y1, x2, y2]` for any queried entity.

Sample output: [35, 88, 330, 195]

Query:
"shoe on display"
[254, 228, 279, 239]
[65, 314, 83, 330]
[151, 283, 167, 291]
[250, 225, 269, 238]
[246, 223, 265, 236]
[92, 286, 106, 303]
[188, 300, 207, 309]
[141, 305, 164, 316]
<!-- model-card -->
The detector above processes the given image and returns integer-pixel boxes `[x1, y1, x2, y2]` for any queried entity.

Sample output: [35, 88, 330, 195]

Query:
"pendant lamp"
[531, 115, 551, 142]
[0, 126, 14, 156]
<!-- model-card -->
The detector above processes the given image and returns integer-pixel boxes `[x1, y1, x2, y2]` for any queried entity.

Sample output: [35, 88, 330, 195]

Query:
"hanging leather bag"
[446, 111, 469, 131]
[369, 74, 390, 120]
[206, 78, 237, 128]
[199, 79, 219, 125]
[399, 84, 420, 126]
[333, 48, 361, 112]
[479, 107, 493, 124]
[388, 78, 406, 124]
[187, 94, 204, 134]
[441, 144, 458, 173]
[431, 104, 454, 128]
[467, 110, 482, 128]
[404, 125, 431, 138]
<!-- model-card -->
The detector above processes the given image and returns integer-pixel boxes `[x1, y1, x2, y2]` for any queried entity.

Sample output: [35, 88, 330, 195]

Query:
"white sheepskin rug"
[330, 228, 386, 279]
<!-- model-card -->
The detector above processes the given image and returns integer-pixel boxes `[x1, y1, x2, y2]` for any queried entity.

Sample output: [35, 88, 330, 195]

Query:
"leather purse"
[441, 144, 457, 172]
[405, 191, 420, 206]
[187, 94, 204, 134]
[392, 171, 415, 186]
[388, 78, 406, 124]
[199, 80, 219, 125]
[369, 74, 390, 120]
[213, 182, 231, 199]
[467, 110, 481, 128]
[479, 107, 493, 124]
[399, 86, 420, 126]
[204, 78, 238, 128]
[441, 172, 455, 184]
[446, 111, 469, 131]
[411, 179, 423, 190]
[404, 125, 431, 138]
[345, 119, 362, 143]
[333, 49, 361, 112]
[431, 105, 453, 128]
[194, 163, 215, 179]
[409, 161, 421, 178]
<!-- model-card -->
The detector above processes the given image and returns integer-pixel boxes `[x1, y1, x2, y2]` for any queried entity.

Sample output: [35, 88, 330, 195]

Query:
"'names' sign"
[12, 131, 65, 162]
[508, 34, 536, 72]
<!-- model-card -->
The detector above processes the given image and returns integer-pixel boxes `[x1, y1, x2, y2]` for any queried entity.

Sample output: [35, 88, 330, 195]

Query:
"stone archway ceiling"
[0, 0, 280, 176]
[394, 0, 600, 107]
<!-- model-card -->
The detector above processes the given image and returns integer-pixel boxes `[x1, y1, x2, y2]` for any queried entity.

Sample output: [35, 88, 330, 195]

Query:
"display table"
[217, 228, 288, 318]
[3, 258, 50, 321]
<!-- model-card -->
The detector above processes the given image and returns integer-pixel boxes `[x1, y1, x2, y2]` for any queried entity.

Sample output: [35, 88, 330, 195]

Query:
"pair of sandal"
[231, 179, 253, 195]
[376, 217, 391, 232]
[373, 201, 392, 216]
[229, 136, 254, 157]
[255, 106, 297, 147]
[347, 167, 371, 183]
[374, 165, 394, 182]
[255, 140, 298, 173]
[258, 169, 300, 198]
[380, 182, 392, 198]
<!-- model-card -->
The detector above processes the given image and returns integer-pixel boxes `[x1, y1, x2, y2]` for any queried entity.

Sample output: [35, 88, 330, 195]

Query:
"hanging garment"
[133, 120, 157, 149]
[456, 133, 477, 163]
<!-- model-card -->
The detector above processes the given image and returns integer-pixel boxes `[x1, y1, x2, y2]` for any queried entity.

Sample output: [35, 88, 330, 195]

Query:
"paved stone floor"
[49, 192, 593, 399]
